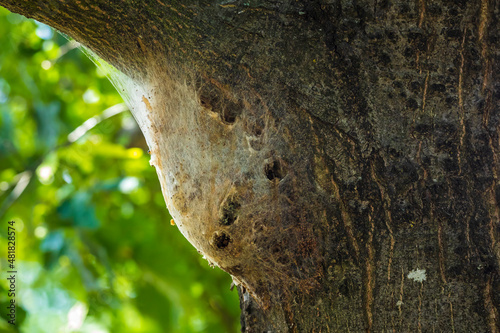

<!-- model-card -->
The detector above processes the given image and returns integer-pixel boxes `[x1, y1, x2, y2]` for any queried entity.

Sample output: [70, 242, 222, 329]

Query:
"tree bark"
[2, 0, 499, 331]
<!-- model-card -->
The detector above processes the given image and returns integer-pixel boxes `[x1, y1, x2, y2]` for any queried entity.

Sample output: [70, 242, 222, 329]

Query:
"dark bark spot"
[390, 160, 419, 185]
[448, 265, 464, 278]
[445, 96, 457, 106]
[220, 198, 240, 226]
[443, 158, 459, 173]
[265, 160, 285, 181]
[378, 52, 391, 65]
[399, 3, 411, 14]
[406, 98, 419, 109]
[213, 232, 231, 249]
[450, 0, 467, 9]
[430, 83, 446, 93]
[454, 246, 467, 256]
[403, 47, 414, 58]
[338, 278, 356, 298]
[482, 264, 495, 275]
[408, 31, 428, 51]
[494, 85, 500, 100]
[423, 245, 436, 258]
[388, 148, 401, 158]
[415, 123, 431, 134]
[446, 29, 461, 38]
[392, 81, 403, 89]
[379, 0, 390, 9]
[428, 4, 443, 16]
[366, 27, 383, 40]
[385, 29, 398, 41]
[410, 81, 421, 92]
[477, 98, 486, 112]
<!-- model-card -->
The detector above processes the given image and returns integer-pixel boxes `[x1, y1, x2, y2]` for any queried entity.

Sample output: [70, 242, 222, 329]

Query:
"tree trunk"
[2, 0, 499, 331]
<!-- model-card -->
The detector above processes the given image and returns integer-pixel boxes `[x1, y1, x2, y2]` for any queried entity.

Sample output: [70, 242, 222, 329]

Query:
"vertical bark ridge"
[485, 274, 499, 333]
[364, 206, 376, 332]
[457, 30, 467, 174]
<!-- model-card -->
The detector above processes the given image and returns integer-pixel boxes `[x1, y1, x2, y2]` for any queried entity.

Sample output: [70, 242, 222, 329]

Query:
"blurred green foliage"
[0, 7, 239, 333]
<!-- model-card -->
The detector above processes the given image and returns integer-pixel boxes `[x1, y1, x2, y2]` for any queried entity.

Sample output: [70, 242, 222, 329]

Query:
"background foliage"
[0, 8, 239, 333]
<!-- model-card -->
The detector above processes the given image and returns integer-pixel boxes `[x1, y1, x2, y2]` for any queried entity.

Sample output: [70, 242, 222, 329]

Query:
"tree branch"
[0, 0, 208, 74]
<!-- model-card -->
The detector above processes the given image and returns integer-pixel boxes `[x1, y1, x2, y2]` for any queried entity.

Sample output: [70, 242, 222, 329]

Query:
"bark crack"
[331, 176, 360, 260]
[484, 274, 499, 333]
[478, 0, 490, 92]
[457, 29, 467, 175]
[365, 206, 376, 333]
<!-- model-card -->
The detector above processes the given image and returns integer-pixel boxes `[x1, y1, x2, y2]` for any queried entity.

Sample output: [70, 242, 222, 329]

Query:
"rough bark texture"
[2, 0, 499, 331]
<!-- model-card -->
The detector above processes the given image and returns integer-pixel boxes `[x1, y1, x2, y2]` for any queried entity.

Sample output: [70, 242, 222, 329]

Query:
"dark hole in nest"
[271, 244, 281, 254]
[199, 88, 243, 124]
[199, 92, 220, 111]
[277, 255, 289, 265]
[265, 160, 284, 181]
[220, 100, 243, 124]
[248, 118, 265, 136]
[214, 232, 231, 249]
[220, 198, 240, 226]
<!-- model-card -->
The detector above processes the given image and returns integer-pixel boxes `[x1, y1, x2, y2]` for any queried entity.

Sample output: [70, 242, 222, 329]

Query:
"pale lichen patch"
[407, 269, 426, 283]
